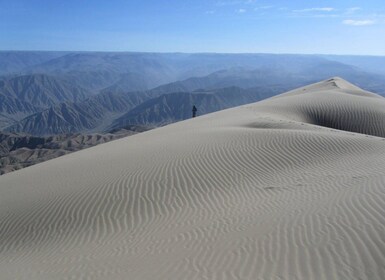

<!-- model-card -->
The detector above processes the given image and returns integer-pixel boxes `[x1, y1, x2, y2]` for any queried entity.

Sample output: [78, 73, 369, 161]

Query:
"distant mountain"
[2, 51, 385, 95]
[0, 74, 90, 107]
[59, 70, 125, 91]
[5, 85, 276, 135]
[171, 53, 330, 79]
[2, 51, 385, 136]
[5, 90, 154, 135]
[322, 55, 385, 76]
[100, 72, 157, 93]
[0, 51, 66, 75]
[0, 74, 91, 129]
[150, 67, 303, 94]
[152, 62, 385, 96]
[6, 59, 385, 136]
[24, 52, 178, 90]
[6, 102, 104, 135]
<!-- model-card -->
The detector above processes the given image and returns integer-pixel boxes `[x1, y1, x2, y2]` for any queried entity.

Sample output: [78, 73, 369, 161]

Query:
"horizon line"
[1, 50, 385, 57]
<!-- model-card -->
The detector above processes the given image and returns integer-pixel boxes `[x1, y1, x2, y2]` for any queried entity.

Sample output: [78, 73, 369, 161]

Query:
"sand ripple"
[0, 78, 385, 279]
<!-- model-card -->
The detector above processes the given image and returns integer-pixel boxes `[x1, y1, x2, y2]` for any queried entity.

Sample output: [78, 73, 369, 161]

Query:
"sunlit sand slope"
[0, 77, 385, 279]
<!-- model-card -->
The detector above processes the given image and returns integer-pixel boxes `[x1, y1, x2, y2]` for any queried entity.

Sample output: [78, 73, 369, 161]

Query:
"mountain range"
[0, 74, 90, 127]
[1, 51, 385, 172]
[5, 90, 154, 135]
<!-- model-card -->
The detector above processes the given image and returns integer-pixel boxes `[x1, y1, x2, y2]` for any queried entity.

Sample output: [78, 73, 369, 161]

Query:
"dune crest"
[1, 78, 385, 279]
[273, 77, 381, 98]
[253, 77, 385, 137]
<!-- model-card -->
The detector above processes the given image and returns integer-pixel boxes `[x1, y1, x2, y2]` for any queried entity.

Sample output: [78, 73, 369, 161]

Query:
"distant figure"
[192, 105, 197, 118]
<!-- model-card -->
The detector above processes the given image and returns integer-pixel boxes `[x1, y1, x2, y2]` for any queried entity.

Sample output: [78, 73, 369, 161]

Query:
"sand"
[0, 77, 385, 279]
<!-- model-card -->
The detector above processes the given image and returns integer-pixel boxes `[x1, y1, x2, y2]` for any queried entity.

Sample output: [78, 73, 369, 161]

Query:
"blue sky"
[1, 0, 384, 55]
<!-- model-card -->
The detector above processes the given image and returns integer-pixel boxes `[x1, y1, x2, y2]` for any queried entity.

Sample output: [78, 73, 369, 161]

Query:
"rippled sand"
[1, 77, 385, 279]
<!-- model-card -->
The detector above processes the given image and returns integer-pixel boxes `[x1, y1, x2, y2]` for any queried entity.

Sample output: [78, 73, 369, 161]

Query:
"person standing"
[192, 105, 197, 118]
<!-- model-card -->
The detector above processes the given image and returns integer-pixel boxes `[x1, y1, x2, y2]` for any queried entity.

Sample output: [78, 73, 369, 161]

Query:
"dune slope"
[0, 77, 385, 279]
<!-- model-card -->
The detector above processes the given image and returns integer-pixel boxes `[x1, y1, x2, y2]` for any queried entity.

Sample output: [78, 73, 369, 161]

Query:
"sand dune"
[1, 77, 385, 279]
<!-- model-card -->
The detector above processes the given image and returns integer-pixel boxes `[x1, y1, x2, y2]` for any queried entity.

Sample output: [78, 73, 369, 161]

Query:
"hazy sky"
[1, 0, 384, 55]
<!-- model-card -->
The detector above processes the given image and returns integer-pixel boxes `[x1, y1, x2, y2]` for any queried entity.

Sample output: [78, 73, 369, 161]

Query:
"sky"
[1, 0, 385, 55]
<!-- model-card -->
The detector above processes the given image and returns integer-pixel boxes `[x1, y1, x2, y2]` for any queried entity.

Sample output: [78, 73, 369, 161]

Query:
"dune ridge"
[0, 77, 385, 279]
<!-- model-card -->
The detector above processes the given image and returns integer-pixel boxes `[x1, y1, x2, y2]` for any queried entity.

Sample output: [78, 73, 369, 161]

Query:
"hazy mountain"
[0, 51, 66, 75]
[2, 51, 385, 95]
[5, 90, 155, 135]
[150, 67, 302, 94]
[0, 74, 92, 128]
[0, 52, 335, 79]
[24, 52, 178, 90]
[84, 90, 153, 113]
[169, 53, 330, 79]
[322, 55, 385, 76]
[100, 72, 157, 93]
[0, 74, 90, 107]
[6, 85, 276, 135]
[2, 51, 385, 136]
[6, 102, 105, 135]
[152, 62, 385, 96]
[164, 66, 361, 93]
[6, 59, 385, 136]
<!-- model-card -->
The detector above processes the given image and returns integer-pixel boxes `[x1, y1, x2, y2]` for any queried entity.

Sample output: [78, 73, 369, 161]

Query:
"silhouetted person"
[192, 105, 197, 118]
